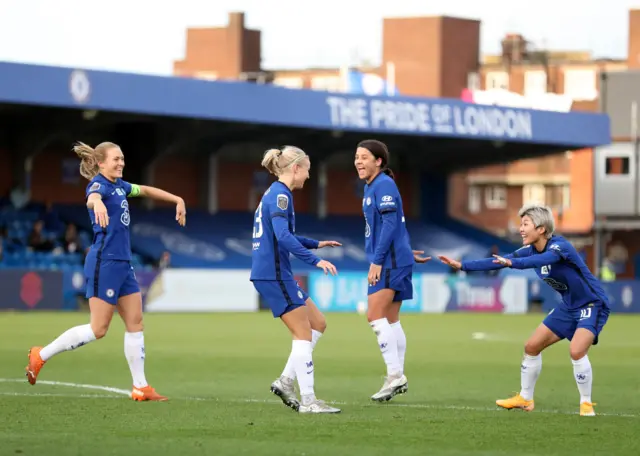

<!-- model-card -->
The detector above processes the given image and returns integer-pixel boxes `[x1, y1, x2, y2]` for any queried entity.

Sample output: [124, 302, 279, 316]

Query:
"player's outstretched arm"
[439, 255, 506, 272]
[508, 250, 562, 270]
[136, 185, 186, 227]
[295, 235, 320, 249]
[295, 236, 342, 250]
[272, 216, 321, 266]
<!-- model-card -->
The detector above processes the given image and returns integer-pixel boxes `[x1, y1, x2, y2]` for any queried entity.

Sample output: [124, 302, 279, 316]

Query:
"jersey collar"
[274, 180, 292, 194]
[366, 171, 384, 187]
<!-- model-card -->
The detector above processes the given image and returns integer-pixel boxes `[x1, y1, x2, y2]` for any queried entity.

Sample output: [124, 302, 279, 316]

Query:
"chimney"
[501, 34, 528, 65]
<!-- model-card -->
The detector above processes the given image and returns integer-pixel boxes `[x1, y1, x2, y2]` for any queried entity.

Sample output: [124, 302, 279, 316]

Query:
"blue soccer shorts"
[543, 302, 610, 345]
[84, 255, 140, 305]
[367, 265, 414, 302]
[253, 280, 308, 318]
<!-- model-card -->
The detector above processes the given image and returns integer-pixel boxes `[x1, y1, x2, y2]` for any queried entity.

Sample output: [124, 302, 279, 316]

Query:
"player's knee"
[366, 307, 385, 322]
[123, 313, 144, 333]
[125, 321, 144, 333]
[314, 316, 327, 333]
[91, 323, 109, 339]
[569, 346, 588, 361]
[524, 340, 542, 356]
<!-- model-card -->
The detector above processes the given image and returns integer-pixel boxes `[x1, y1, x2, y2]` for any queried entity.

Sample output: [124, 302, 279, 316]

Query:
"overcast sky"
[0, 0, 636, 75]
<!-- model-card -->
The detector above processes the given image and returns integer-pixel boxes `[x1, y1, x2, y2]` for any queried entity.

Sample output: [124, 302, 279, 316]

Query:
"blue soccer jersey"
[85, 173, 140, 261]
[250, 181, 321, 281]
[362, 173, 414, 269]
[462, 235, 609, 310]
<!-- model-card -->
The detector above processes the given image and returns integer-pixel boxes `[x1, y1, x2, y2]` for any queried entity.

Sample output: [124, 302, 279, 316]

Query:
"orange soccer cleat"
[496, 393, 535, 412]
[580, 402, 596, 416]
[25, 346, 46, 385]
[131, 385, 168, 402]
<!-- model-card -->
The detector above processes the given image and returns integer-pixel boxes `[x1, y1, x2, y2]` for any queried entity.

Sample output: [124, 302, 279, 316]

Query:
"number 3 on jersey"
[253, 202, 263, 238]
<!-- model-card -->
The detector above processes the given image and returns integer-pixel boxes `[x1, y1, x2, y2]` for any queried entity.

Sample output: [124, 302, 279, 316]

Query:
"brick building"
[172, 10, 638, 245]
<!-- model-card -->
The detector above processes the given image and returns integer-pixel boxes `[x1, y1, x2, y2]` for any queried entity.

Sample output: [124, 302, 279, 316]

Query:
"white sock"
[291, 340, 315, 403]
[572, 355, 593, 403]
[40, 324, 97, 361]
[281, 329, 322, 380]
[390, 321, 406, 374]
[124, 331, 148, 388]
[370, 318, 401, 376]
[519, 353, 542, 401]
[311, 329, 323, 349]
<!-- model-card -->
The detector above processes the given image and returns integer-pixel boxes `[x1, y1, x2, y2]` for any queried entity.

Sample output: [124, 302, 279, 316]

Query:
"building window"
[563, 69, 597, 101]
[467, 72, 480, 90]
[485, 185, 507, 209]
[310, 76, 343, 92]
[544, 185, 570, 210]
[485, 72, 509, 90]
[192, 71, 218, 80]
[562, 185, 571, 209]
[605, 156, 630, 176]
[273, 77, 304, 89]
[468, 186, 481, 214]
[523, 184, 546, 205]
[524, 70, 547, 96]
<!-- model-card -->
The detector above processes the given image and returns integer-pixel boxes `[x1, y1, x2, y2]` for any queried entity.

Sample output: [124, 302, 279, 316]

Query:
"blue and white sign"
[308, 271, 422, 313]
[0, 61, 610, 148]
[326, 96, 533, 140]
[307, 272, 527, 314]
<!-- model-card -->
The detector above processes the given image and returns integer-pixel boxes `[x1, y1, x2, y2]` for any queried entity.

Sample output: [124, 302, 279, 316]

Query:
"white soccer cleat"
[371, 373, 408, 402]
[299, 399, 341, 414]
[270, 376, 300, 410]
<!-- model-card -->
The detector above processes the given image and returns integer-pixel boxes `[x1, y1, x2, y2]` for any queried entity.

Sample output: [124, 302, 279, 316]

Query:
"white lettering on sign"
[326, 96, 533, 140]
[326, 96, 369, 128]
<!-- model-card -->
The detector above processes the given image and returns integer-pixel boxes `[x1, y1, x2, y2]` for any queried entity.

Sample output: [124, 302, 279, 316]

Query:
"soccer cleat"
[25, 346, 45, 385]
[496, 393, 535, 412]
[580, 402, 596, 416]
[299, 399, 341, 414]
[270, 376, 300, 411]
[371, 373, 408, 402]
[131, 385, 168, 402]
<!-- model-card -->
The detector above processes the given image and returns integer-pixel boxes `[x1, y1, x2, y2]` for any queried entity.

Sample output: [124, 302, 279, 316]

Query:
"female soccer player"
[439, 204, 610, 416]
[251, 145, 341, 414]
[354, 139, 430, 402]
[25, 141, 187, 402]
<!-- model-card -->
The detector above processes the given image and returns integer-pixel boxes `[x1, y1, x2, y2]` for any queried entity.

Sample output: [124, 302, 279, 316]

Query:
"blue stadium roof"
[0, 61, 611, 148]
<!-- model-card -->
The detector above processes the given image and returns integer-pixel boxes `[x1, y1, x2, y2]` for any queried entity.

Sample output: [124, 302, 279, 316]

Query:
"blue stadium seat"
[53, 204, 510, 272]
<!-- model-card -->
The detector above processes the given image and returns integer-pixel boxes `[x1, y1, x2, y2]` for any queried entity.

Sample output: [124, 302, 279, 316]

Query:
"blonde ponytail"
[261, 148, 282, 176]
[261, 146, 308, 177]
[72, 141, 119, 180]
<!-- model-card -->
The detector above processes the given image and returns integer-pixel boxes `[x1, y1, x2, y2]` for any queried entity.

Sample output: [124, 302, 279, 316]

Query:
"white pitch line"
[0, 378, 131, 396]
[1, 378, 636, 418]
[0, 391, 122, 399]
[238, 397, 638, 418]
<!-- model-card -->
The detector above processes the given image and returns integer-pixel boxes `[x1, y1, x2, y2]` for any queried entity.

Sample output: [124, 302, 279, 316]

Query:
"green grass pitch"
[1, 311, 638, 456]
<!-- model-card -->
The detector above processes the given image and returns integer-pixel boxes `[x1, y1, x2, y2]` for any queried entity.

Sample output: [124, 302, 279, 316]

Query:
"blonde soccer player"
[25, 141, 186, 401]
[250, 146, 341, 414]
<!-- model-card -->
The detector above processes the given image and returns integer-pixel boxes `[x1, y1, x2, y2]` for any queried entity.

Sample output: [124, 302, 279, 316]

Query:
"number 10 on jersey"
[253, 202, 263, 238]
